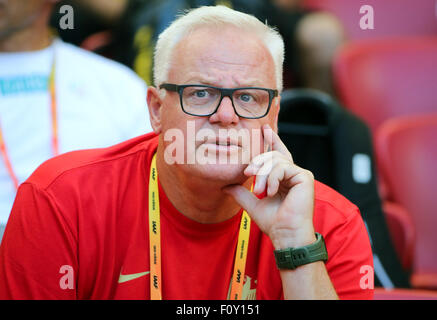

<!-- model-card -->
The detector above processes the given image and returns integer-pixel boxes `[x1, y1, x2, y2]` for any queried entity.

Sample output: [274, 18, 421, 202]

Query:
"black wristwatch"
[274, 232, 328, 270]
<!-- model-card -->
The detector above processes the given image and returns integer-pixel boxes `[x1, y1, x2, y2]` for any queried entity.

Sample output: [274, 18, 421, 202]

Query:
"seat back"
[374, 287, 437, 300]
[376, 114, 437, 279]
[382, 201, 416, 272]
[303, 0, 437, 40]
[278, 89, 341, 187]
[334, 37, 437, 135]
[279, 88, 410, 288]
[80, 31, 113, 54]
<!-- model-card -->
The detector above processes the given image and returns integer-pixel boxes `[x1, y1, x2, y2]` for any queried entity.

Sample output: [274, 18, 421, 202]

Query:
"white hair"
[153, 5, 285, 92]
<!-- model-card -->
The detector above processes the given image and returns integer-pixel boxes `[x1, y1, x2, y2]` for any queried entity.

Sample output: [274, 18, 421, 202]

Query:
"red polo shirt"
[0, 133, 373, 299]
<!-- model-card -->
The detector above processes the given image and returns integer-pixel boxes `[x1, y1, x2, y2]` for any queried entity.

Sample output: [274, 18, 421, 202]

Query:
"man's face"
[0, 0, 47, 40]
[158, 25, 280, 184]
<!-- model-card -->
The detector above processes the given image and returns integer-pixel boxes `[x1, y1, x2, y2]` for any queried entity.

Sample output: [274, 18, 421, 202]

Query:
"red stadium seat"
[374, 287, 437, 300]
[382, 201, 415, 273]
[334, 36, 437, 136]
[80, 30, 113, 53]
[303, 0, 437, 40]
[375, 114, 437, 289]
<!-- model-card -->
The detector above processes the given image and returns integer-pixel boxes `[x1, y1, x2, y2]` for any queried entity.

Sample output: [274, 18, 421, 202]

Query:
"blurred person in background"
[267, 0, 346, 96]
[0, 0, 152, 242]
[62, 0, 345, 96]
[49, 0, 129, 47]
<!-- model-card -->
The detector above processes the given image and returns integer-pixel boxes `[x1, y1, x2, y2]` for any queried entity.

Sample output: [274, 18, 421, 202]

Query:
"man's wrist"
[270, 227, 317, 250]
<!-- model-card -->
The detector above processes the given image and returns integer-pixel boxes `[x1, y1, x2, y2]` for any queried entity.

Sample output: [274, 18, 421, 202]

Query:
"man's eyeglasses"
[159, 83, 278, 119]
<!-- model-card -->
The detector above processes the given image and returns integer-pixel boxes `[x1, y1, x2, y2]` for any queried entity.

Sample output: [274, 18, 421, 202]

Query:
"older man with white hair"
[0, 6, 373, 300]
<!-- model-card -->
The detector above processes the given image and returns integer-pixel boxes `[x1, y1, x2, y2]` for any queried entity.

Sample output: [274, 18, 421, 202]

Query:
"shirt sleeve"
[324, 207, 375, 300]
[0, 183, 77, 299]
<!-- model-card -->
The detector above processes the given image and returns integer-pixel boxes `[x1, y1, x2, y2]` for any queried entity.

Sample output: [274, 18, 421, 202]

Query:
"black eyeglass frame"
[159, 83, 279, 119]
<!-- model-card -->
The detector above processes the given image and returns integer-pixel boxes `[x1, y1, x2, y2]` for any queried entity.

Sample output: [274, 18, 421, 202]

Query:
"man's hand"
[223, 124, 316, 249]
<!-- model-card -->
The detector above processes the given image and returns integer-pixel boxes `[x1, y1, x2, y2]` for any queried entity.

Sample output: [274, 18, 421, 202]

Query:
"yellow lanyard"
[0, 53, 58, 190]
[148, 153, 252, 300]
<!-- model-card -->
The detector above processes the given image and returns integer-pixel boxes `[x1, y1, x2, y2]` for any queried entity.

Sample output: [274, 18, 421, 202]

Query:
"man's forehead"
[169, 25, 275, 86]
[180, 71, 268, 88]
[181, 25, 266, 50]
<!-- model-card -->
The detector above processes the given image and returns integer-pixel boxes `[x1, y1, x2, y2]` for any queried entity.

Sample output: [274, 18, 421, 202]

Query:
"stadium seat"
[303, 0, 437, 40]
[374, 287, 437, 300]
[375, 114, 437, 289]
[382, 201, 415, 272]
[334, 36, 437, 136]
[80, 30, 113, 55]
[278, 89, 410, 288]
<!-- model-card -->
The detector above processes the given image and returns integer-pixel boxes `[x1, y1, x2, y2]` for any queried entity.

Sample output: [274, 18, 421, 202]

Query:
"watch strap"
[274, 232, 328, 270]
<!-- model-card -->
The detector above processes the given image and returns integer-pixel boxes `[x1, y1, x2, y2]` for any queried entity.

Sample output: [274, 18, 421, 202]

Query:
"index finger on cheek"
[262, 124, 274, 152]
[262, 124, 292, 160]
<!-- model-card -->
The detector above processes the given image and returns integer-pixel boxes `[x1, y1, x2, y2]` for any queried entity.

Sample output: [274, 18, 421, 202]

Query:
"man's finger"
[262, 124, 292, 160]
[244, 151, 288, 176]
[267, 164, 286, 197]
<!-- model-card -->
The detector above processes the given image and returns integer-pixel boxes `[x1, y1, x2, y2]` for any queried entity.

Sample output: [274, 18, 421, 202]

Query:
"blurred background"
[2, 0, 437, 299]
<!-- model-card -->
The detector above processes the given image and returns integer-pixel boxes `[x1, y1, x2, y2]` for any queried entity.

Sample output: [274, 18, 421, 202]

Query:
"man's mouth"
[208, 137, 241, 147]
[215, 140, 238, 147]
[200, 137, 242, 153]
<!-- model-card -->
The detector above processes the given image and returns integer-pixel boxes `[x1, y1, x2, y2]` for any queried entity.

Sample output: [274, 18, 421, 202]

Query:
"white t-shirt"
[0, 39, 152, 234]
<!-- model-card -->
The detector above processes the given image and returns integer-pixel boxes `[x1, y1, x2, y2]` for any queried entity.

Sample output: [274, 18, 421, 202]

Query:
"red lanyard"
[0, 54, 58, 190]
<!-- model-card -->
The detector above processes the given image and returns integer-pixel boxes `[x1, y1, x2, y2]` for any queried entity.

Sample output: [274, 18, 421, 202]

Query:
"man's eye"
[194, 90, 208, 98]
[239, 94, 254, 103]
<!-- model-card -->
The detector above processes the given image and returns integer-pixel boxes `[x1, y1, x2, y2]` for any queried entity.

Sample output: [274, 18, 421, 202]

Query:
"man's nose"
[209, 96, 239, 126]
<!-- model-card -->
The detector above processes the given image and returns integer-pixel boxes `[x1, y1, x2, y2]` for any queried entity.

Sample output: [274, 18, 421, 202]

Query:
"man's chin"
[185, 162, 248, 183]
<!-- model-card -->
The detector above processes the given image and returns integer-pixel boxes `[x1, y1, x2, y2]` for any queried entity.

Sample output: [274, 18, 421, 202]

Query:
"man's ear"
[147, 86, 164, 134]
